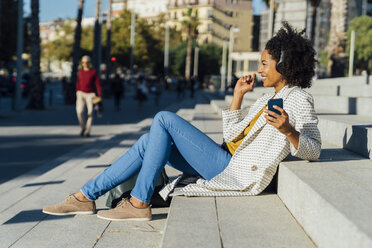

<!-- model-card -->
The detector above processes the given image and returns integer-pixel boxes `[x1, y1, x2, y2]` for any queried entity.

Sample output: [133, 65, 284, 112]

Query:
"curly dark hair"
[265, 22, 317, 88]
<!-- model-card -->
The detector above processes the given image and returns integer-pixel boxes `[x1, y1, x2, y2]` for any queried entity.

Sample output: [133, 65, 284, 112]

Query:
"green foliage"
[346, 16, 372, 74]
[42, 20, 94, 63]
[169, 41, 187, 76]
[181, 8, 199, 37]
[168, 41, 222, 81]
[319, 50, 328, 67]
[198, 43, 222, 81]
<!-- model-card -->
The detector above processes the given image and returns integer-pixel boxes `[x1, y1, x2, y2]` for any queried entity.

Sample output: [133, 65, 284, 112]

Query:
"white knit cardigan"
[159, 85, 321, 199]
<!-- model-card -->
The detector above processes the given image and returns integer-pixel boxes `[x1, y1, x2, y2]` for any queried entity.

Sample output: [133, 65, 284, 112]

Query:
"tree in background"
[42, 21, 75, 62]
[309, 0, 321, 44]
[181, 8, 199, 81]
[326, 0, 347, 77]
[108, 10, 168, 75]
[0, 0, 18, 69]
[346, 16, 372, 75]
[198, 44, 222, 83]
[169, 42, 221, 83]
[68, 0, 84, 104]
[41, 10, 183, 79]
[27, 0, 44, 109]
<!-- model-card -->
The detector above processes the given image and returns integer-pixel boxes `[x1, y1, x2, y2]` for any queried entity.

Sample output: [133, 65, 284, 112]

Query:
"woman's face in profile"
[258, 49, 285, 90]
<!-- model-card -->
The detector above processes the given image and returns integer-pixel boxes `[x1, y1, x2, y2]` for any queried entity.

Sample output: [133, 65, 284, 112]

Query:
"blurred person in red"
[76, 55, 102, 137]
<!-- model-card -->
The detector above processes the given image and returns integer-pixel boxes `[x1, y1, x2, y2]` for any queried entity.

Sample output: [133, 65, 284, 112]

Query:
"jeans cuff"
[80, 188, 95, 201]
[130, 192, 151, 204]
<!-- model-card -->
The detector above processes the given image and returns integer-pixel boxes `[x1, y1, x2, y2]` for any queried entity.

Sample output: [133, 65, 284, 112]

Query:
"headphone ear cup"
[276, 61, 283, 74]
[276, 50, 285, 74]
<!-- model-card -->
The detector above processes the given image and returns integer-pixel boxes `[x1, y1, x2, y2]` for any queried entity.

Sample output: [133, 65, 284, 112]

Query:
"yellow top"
[226, 104, 267, 155]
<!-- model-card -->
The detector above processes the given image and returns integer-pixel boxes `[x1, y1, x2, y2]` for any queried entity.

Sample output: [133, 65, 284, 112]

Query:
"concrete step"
[161, 195, 315, 248]
[307, 84, 372, 97]
[161, 101, 315, 248]
[208, 92, 372, 247]
[226, 90, 372, 116]
[278, 141, 372, 248]
[317, 114, 372, 159]
[312, 76, 369, 86]
[313, 95, 372, 116]
[308, 76, 371, 97]
[216, 95, 372, 160]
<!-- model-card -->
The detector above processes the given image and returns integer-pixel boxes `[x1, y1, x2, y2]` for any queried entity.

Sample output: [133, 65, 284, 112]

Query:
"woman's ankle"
[74, 191, 90, 202]
[129, 196, 149, 208]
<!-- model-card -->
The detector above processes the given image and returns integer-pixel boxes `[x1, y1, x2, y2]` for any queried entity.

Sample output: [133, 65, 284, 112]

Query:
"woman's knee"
[153, 111, 176, 126]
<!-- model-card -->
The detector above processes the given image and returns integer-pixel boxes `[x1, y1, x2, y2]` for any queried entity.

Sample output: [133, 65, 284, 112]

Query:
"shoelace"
[116, 198, 129, 208]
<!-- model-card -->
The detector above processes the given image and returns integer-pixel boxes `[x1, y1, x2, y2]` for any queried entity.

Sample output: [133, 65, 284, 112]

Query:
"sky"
[24, 0, 266, 22]
[24, 0, 109, 22]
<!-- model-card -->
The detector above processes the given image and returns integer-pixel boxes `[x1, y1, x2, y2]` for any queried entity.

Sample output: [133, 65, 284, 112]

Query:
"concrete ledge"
[318, 115, 372, 159]
[278, 147, 372, 248]
[313, 95, 372, 116]
[161, 197, 221, 248]
[216, 195, 315, 248]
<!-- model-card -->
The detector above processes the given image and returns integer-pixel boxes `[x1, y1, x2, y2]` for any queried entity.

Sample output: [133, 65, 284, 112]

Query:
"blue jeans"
[81, 111, 232, 204]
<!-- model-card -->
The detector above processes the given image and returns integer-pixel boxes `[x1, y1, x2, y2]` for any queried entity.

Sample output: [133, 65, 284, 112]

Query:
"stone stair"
[161, 101, 316, 248]
[1, 75, 371, 247]
[162, 76, 372, 248]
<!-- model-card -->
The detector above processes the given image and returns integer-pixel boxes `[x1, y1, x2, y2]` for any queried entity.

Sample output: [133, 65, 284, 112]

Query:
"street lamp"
[348, 30, 356, 77]
[220, 41, 228, 94]
[227, 27, 240, 91]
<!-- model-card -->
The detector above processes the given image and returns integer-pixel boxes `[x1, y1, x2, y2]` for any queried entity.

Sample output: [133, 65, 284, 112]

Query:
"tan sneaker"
[97, 198, 152, 221]
[42, 194, 96, 216]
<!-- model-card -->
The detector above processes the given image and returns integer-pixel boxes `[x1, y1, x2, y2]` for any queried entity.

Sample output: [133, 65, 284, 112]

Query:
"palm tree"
[326, 0, 347, 77]
[68, 0, 84, 104]
[181, 8, 199, 81]
[0, 0, 2, 59]
[105, 0, 112, 80]
[27, 0, 44, 109]
[93, 0, 102, 74]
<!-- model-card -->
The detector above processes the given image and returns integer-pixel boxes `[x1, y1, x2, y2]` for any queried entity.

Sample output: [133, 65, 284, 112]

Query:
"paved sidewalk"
[0, 88, 193, 184]
[0, 90, 207, 248]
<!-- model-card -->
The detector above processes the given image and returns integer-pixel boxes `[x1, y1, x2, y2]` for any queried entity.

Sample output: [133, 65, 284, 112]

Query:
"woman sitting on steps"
[43, 22, 321, 221]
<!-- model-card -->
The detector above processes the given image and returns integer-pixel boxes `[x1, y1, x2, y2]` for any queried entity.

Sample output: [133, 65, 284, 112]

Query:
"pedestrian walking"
[75, 55, 102, 137]
[43, 22, 321, 222]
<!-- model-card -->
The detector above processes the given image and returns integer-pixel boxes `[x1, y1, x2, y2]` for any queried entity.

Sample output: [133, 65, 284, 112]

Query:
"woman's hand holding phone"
[264, 104, 294, 136]
[234, 74, 256, 97]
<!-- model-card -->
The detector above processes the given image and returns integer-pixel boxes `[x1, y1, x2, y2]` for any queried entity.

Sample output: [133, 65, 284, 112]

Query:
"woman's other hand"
[234, 74, 256, 97]
[264, 105, 300, 149]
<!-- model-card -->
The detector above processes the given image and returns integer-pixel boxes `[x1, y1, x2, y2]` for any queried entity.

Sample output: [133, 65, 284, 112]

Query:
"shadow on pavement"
[22, 180, 65, 187]
[3, 209, 73, 225]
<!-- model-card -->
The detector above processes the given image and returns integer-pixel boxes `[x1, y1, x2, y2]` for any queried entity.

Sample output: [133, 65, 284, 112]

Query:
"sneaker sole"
[42, 210, 95, 216]
[96, 215, 152, 222]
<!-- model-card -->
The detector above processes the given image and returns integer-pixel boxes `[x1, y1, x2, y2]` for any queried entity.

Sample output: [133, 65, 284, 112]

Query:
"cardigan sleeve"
[290, 93, 321, 161]
[221, 108, 244, 142]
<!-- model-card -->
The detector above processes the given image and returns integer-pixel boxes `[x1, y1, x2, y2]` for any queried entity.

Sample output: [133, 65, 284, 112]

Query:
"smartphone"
[268, 98, 283, 118]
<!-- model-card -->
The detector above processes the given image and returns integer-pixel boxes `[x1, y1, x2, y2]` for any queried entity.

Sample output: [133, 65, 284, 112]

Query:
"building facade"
[167, 0, 254, 52]
[112, 0, 168, 19]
